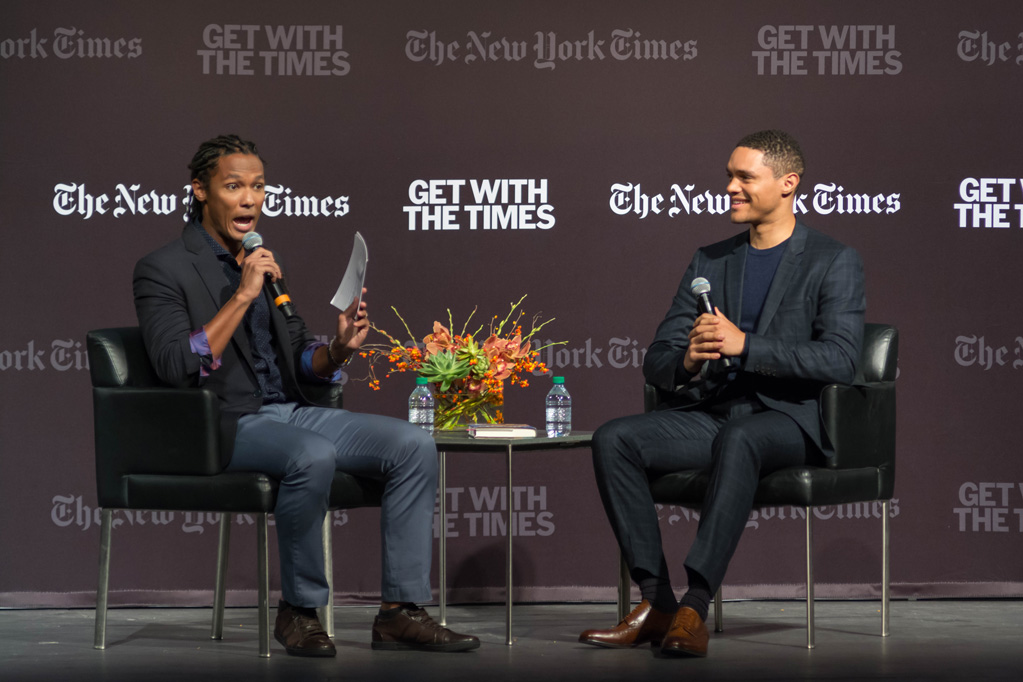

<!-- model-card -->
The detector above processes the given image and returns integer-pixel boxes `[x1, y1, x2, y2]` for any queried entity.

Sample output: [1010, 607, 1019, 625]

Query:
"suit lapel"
[755, 221, 807, 334]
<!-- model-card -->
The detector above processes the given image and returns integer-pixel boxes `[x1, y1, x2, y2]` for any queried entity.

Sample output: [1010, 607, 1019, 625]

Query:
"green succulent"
[455, 336, 490, 380]
[419, 349, 471, 392]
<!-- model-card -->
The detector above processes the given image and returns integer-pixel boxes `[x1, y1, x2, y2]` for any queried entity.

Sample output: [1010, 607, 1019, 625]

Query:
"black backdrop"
[2, 1, 1022, 607]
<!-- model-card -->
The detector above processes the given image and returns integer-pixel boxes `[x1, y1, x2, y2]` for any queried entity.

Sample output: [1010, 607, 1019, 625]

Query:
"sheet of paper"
[330, 231, 368, 312]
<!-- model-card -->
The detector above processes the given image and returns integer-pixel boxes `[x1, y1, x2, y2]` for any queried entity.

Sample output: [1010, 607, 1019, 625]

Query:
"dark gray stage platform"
[2, 600, 1021, 681]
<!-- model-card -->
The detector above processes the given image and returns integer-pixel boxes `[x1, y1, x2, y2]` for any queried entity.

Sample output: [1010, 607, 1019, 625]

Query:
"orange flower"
[423, 321, 453, 357]
[482, 333, 530, 380]
[354, 297, 565, 428]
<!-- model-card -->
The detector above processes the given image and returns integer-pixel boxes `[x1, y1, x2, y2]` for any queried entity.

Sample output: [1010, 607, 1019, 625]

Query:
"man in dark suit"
[579, 130, 865, 657]
[133, 135, 478, 657]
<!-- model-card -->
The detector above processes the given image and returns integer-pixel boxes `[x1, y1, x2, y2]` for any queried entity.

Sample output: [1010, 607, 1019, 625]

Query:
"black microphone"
[242, 232, 297, 318]
[690, 277, 733, 368]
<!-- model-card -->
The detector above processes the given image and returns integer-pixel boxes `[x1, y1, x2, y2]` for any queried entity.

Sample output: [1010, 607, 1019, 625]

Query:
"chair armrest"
[644, 384, 675, 413]
[300, 381, 344, 410]
[93, 386, 226, 477]
[820, 380, 896, 471]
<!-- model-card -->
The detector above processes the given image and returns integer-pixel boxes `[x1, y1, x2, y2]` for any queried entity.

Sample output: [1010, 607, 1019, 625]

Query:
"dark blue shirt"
[194, 223, 287, 404]
[741, 239, 788, 334]
[713, 238, 788, 402]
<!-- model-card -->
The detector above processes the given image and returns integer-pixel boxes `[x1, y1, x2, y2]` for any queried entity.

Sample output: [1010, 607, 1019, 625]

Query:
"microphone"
[690, 277, 733, 368]
[241, 232, 297, 318]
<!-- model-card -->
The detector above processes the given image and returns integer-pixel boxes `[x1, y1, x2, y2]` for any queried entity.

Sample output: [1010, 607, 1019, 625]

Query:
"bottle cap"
[416, 377, 429, 385]
[553, 376, 565, 384]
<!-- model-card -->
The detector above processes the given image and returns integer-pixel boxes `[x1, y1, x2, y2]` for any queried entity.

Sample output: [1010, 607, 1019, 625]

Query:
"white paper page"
[330, 232, 368, 311]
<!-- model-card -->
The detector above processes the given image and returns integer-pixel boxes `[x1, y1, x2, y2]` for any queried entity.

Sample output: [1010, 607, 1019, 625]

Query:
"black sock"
[378, 603, 416, 617]
[680, 567, 711, 622]
[282, 600, 319, 619]
[635, 569, 677, 613]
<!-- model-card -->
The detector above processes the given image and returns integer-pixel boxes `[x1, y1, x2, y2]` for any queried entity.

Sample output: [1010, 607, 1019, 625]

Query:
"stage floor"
[2, 600, 1021, 681]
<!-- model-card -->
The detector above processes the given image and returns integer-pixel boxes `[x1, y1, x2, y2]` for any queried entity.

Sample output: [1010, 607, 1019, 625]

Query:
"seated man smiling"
[579, 130, 865, 658]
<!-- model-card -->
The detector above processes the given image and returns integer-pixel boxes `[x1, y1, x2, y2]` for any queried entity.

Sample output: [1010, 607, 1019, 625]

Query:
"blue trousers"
[592, 400, 814, 594]
[227, 403, 437, 608]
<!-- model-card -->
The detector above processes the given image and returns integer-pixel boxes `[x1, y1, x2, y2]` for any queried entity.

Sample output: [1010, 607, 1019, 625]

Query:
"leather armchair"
[617, 323, 898, 648]
[88, 327, 382, 657]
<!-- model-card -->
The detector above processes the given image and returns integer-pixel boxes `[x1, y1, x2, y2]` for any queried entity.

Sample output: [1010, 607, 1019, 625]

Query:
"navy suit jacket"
[133, 224, 320, 441]
[642, 220, 865, 454]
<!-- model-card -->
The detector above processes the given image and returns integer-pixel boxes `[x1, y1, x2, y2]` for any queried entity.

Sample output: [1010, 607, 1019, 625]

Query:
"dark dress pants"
[229, 403, 437, 608]
[592, 399, 814, 593]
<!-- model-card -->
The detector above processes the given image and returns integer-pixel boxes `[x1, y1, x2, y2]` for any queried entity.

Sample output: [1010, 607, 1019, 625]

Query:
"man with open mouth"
[132, 134, 480, 658]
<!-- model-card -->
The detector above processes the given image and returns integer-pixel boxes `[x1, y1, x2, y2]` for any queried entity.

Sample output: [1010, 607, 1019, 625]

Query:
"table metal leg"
[439, 450, 447, 627]
[506, 443, 513, 646]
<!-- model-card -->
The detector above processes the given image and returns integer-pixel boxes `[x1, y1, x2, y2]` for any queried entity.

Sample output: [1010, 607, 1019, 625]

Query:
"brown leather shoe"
[371, 605, 480, 652]
[273, 600, 336, 657]
[578, 599, 674, 648]
[660, 606, 709, 657]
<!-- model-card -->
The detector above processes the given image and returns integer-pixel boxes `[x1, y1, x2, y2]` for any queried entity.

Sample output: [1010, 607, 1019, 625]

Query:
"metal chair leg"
[93, 509, 112, 650]
[319, 513, 335, 638]
[257, 513, 271, 658]
[805, 506, 815, 649]
[882, 499, 890, 637]
[211, 513, 231, 641]
[617, 552, 630, 622]
[713, 587, 723, 632]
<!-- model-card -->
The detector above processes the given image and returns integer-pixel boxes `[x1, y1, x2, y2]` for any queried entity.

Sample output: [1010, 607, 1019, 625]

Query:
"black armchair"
[87, 327, 382, 657]
[617, 323, 898, 648]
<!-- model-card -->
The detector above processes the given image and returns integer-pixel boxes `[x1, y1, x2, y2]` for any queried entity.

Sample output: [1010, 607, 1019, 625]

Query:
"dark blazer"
[133, 223, 319, 441]
[643, 220, 865, 454]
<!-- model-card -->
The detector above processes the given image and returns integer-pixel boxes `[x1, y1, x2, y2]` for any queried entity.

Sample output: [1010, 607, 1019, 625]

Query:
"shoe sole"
[371, 640, 481, 652]
[578, 637, 662, 649]
[274, 633, 337, 657]
[660, 643, 707, 658]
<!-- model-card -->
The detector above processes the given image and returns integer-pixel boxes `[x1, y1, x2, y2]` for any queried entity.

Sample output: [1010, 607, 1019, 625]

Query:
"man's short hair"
[736, 130, 805, 180]
[186, 134, 263, 223]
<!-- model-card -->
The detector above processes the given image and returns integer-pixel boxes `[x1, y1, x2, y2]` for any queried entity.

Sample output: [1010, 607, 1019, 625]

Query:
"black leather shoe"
[578, 599, 674, 648]
[372, 605, 480, 652]
[274, 600, 336, 657]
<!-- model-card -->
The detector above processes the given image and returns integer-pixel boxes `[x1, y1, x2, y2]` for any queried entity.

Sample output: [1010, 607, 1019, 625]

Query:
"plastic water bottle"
[408, 377, 434, 434]
[545, 376, 572, 437]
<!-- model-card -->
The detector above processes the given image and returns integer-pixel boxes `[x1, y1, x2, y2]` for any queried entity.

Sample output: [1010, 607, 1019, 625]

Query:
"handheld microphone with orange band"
[241, 232, 297, 318]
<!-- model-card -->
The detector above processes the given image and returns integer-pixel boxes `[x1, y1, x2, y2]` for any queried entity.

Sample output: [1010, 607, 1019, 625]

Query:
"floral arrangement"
[359, 295, 562, 430]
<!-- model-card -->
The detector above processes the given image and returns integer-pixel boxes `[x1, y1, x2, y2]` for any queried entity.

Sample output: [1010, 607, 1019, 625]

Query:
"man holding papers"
[133, 135, 478, 658]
